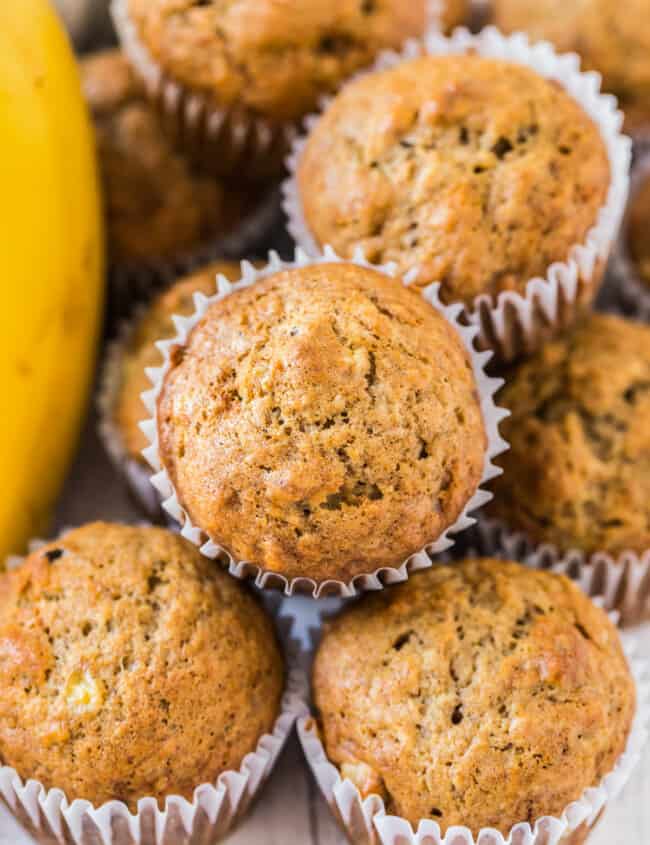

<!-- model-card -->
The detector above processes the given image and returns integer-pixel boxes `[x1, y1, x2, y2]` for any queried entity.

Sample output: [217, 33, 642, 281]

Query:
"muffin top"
[629, 171, 650, 288]
[297, 54, 610, 306]
[115, 261, 242, 464]
[81, 49, 245, 264]
[156, 262, 487, 584]
[313, 557, 635, 834]
[489, 313, 650, 556]
[0, 523, 284, 809]
[492, 0, 650, 129]
[126, 0, 428, 123]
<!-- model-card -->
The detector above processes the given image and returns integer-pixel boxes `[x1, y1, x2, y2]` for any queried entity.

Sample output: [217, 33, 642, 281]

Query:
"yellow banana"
[0, 0, 104, 559]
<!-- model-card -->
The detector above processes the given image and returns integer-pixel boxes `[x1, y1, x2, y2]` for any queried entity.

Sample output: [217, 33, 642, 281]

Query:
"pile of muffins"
[2, 2, 650, 844]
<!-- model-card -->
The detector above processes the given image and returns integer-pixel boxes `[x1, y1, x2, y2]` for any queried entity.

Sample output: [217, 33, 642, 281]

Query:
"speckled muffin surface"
[492, 0, 650, 131]
[156, 262, 487, 584]
[313, 557, 635, 834]
[126, 0, 428, 123]
[81, 49, 245, 264]
[0, 523, 284, 809]
[115, 261, 242, 464]
[489, 313, 650, 556]
[297, 55, 610, 307]
[629, 172, 650, 288]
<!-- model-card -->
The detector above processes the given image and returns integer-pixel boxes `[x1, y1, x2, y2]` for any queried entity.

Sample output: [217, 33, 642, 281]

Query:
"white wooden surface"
[1, 415, 648, 844]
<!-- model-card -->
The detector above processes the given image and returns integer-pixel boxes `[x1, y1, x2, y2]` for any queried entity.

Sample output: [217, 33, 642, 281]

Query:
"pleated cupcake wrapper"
[282, 26, 631, 363]
[295, 601, 650, 845]
[473, 516, 650, 627]
[138, 246, 509, 599]
[110, 1, 447, 181]
[106, 189, 280, 325]
[612, 149, 650, 320]
[97, 304, 166, 522]
[0, 541, 309, 845]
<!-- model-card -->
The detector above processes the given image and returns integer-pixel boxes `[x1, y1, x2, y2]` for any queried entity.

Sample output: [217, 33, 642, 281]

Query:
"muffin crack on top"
[312, 559, 635, 834]
[156, 262, 487, 583]
[296, 54, 611, 306]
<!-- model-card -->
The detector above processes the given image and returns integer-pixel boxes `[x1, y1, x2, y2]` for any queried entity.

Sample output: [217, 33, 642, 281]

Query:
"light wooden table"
[1, 417, 648, 844]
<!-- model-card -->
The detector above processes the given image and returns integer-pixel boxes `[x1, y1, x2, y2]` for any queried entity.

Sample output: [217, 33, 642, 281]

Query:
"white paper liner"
[139, 246, 509, 598]
[297, 601, 650, 845]
[0, 538, 309, 845]
[283, 26, 632, 362]
[110, 0, 448, 181]
[106, 189, 280, 324]
[612, 149, 650, 320]
[474, 516, 650, 627]
[97, 304, 165, 521]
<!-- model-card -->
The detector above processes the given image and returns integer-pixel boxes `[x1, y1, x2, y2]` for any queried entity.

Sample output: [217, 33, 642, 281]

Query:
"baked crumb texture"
[126, 0, 430, 123]
[493, 0, 650, 132]
[156, 262, 488, 585]
[313, 558, 635, 835]
[297, 54, 610, 307]
[0, 523, 284, 810]
[489, 313, 650, 556]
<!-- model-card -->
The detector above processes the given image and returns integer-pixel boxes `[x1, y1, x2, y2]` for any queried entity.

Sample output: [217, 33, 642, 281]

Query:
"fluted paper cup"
[473, 516, 650, 627]
[296, 601, 649, 845]
[139, 247, 509, 598]
[283, 26, 631, 362]
[111, 0, 450, 181]
[0, 539, 308, 845]
[97, 304, 165, 521]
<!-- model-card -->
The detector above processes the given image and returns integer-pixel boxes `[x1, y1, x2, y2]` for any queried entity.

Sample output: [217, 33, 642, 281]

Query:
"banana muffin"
[628, 170, 650, 288]
[295, 54, 610, 307]
[492, 0, 650, 132]
[0, 523, 284, 808]
[313, 557, 635, 834]
[124, 0, 430, 126]
[489, 313, 650, 556]
[81, 49, 249, 265]
[114, 261, 242, 466]
[155, 262, 488, 584]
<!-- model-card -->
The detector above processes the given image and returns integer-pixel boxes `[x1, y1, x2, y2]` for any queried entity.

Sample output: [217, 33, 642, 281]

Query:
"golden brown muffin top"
[629, 172, 650, 288]
[297, 55, 610, 307]
[81, 49, 244, 264]
[313, 557, 635, 834]
[126, 0, 428, 122]
[157, 262, 487, 584]
[492, 0, 650, 130]
[0, 523, 284, 809]
[115, 261, 243, 464]
[489, 313, 650, 556]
